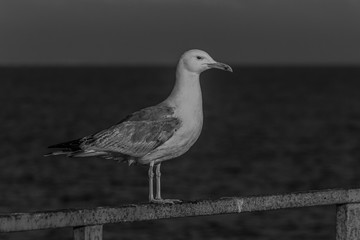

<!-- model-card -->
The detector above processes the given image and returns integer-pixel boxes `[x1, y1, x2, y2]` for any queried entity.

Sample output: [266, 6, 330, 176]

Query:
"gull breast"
[140, 107, 203, 164]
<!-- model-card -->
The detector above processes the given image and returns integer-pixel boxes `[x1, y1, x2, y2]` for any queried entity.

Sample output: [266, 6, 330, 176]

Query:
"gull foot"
[150, 198, 182, 204]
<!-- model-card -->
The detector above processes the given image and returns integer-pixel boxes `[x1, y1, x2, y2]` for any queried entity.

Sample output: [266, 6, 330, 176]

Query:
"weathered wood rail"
[1, 188, 360, 239]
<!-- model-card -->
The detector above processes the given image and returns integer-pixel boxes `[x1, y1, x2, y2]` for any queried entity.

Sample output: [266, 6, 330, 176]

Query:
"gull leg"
[149, 162, 182, 204]
[155, 163, 162, 200]
[148, 161, 154, 202]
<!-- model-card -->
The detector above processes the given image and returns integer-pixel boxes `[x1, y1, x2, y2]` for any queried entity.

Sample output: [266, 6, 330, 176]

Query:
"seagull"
[45, 49, 232, 204]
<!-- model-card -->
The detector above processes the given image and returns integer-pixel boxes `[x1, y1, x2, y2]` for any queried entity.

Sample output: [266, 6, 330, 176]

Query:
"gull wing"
[80, 105, 181, 157]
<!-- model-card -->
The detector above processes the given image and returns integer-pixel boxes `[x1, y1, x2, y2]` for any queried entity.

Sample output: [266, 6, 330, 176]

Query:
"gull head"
[179, 49, 233, 74]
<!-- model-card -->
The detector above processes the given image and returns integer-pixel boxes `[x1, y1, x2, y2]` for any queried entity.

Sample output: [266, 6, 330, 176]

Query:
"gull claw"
[150, 198, 182, 204]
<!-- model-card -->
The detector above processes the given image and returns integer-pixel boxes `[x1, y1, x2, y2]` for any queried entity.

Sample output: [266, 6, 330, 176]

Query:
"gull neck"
[165, 64, 203, 110]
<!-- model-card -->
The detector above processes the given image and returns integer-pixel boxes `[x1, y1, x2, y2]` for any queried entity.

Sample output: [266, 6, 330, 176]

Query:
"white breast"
[139, 106, 203, 164]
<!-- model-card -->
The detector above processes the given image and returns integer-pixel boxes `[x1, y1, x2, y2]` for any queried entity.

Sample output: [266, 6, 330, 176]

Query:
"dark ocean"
[1, 66, 360, 240]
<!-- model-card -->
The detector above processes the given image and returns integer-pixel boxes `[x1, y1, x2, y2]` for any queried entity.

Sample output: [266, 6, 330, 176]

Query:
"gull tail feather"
[45, 138, 129, 162]
[44, 150, 74, 157]
[48, 138, 83, 150]
[45, 138, 98, 157]
[44, 150, 108, 158]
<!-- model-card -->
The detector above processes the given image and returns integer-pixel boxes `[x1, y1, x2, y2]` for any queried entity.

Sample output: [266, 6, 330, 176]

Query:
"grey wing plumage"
[89, 118, 180, 156]
[86, 105, 181, 156]
[46, 105, 181, 161]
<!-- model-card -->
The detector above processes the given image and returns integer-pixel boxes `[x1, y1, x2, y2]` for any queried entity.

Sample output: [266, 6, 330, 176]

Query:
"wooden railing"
[1, 188, 360, 239]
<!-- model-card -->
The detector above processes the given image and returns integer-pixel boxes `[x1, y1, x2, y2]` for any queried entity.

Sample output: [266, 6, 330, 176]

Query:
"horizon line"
[0, 63, 360, 68]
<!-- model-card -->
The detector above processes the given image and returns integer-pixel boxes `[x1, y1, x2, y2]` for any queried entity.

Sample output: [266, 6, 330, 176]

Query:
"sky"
[0, 0, 359, 65]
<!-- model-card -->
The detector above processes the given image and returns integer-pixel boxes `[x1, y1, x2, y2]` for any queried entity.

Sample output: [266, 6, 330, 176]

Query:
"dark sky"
[1, 0, 359, 65]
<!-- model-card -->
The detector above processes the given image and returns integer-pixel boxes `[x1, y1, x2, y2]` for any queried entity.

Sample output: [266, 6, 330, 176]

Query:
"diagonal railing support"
[73, 225, 103, 240]
[336, 203, 360, 240]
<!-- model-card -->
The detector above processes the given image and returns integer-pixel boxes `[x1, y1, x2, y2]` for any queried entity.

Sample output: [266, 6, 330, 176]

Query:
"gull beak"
[207, 62, 233, 72]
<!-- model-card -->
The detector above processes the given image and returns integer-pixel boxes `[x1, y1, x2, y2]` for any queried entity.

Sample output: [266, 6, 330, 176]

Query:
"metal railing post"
[336, 203, 360, 240]
[73, 225, 103, 240]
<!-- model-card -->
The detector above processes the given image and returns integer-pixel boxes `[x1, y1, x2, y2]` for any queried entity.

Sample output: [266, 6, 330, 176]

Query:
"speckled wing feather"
[80, 105, 181, 157]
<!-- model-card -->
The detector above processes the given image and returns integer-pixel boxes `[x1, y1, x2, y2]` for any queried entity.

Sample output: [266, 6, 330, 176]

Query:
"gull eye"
[196, 56, 203, 60]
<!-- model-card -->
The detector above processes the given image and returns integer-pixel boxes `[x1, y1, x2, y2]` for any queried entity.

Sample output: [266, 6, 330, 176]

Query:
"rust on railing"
[1, 188, 360, 240]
